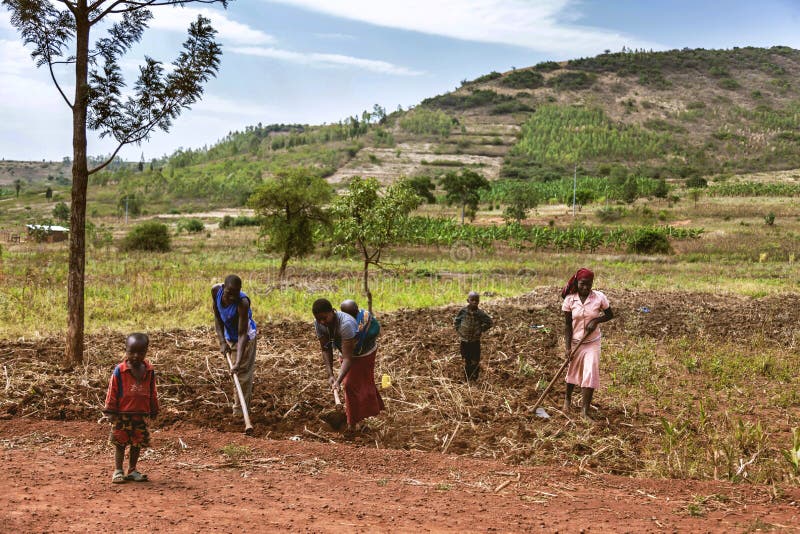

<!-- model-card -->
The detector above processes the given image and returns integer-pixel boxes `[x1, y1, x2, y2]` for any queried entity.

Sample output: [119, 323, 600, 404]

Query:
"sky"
[1, 0, 800, 162]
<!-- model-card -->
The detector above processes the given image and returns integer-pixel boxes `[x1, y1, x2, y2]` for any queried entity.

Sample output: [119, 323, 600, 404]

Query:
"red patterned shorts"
[109, 414, 151, 448]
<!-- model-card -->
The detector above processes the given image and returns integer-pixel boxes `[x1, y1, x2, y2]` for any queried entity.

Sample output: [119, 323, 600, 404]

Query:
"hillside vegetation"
[4, 46, 800, 217]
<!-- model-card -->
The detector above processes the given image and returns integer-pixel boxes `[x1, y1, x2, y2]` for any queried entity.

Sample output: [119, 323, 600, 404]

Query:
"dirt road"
[2, 419, 797, 533]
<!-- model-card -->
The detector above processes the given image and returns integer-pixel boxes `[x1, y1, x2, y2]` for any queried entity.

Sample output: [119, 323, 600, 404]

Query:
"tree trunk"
[65, 5, 90, 366]
[460, 202, 465, 225]
[278, 252, 289, 280]
[363, 259, 372, 313]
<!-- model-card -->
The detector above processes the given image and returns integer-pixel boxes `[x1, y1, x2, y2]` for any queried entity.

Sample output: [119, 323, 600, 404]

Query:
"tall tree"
[330, 177, 421, 313]
[439, 169, 490, 224]
[249, 167, 333, 279]
[3, 0, 230, 365]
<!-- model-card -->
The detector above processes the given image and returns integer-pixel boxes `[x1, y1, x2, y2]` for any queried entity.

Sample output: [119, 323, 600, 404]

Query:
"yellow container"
[381, 373, 392, 389]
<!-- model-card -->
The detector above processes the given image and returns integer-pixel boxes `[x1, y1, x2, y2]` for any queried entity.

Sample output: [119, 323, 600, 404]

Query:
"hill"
[5, 46, 800, 214]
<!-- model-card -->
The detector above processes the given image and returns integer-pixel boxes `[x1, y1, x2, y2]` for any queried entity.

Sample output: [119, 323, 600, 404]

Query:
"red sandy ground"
[1, 419, 798, 533]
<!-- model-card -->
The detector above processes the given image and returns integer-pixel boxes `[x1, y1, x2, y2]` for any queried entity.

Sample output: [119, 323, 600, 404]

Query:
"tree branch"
[53, 0, 77, 14]
[94, 0, 226, 21]
[88, 93, 180, 174]
[47, 58, 73, 109]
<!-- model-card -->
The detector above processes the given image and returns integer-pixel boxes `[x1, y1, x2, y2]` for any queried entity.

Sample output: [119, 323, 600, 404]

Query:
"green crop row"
[707, 181, 800, 197]
[395, 217, 702, 252]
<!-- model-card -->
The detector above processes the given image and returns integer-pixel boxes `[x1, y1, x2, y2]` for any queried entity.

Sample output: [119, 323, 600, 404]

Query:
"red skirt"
[342, 349, 385, 426]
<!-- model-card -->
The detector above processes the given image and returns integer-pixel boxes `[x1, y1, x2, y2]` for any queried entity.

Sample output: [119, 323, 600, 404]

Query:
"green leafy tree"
[499, 181, 539, 223]
[13, 178, 22, 198]
[45, 186, 53, 200]
[653, 178, 669, 199]
[623, 176, 639, 204]
[118, 193, 142, 218]
[330, 177, 422, 312]
[405, 175, 436, 204]
[249, 167, 333, 279]
[439, 169, 490, 223]
[3, 0, 230, 365]
[53, 201, 70, 222]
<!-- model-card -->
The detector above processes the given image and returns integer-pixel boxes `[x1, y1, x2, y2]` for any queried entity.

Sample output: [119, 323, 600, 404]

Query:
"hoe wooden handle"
[531, 333, 590, 415]
[225, 352, 253, 434]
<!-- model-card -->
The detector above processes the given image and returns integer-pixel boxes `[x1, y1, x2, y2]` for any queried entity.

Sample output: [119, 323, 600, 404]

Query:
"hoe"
[532, 332, 590, 419]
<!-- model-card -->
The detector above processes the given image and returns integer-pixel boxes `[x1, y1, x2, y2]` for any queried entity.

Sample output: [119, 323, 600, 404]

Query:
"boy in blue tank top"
[212, 274, 257, 418]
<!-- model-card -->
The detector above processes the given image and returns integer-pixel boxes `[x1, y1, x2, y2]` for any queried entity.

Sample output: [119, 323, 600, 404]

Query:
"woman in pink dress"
[561, 268, 614, 421]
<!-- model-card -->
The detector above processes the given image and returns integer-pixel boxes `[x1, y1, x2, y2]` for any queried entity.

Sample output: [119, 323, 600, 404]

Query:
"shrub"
[686, 176, 708, 188]
[121, 221, 171, 252]
[465, 71, 502, 85]
[546, 71, 596, 90]
[533, 60, 560, 71]
[52, 201, 70, 221]
[177, 218, 205, 233]
[421, 89, 512, 110]
[500, 69, 544, 89]
[719, 77, 741, 90]
[653, 178, 669, 199]
[219, 215, 262, 228]
[491, 100, 534, 114]
[627, 228, 672, 254]
[596, 206, 626, 222]
[765, 212, 775, 226]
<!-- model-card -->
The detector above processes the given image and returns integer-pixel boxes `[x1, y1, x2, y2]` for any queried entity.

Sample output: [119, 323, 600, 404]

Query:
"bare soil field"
[1, 288, 799, 531]
[2, 418, 798, 532]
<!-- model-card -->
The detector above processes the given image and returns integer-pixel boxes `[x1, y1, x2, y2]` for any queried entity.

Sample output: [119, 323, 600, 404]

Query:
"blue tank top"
[216, 288, 257, 342]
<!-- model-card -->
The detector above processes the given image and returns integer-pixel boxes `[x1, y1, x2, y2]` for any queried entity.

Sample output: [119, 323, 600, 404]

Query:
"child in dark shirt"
[453, 292, 493, 380]
[104, 333, 159, 484]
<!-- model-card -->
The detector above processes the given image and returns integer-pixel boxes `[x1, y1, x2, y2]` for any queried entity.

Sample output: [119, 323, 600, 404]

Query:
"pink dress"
[561, 290, 610, 389]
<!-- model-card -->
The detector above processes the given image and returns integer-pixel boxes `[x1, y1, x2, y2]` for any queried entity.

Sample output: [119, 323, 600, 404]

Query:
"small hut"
[26, 224, 69, 243]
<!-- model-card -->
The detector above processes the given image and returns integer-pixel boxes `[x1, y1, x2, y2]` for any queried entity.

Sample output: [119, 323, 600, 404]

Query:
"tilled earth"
[1, 288, 799, 531]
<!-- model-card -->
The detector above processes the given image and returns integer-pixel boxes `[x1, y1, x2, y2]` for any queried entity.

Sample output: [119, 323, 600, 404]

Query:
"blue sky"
[1, 0, 800, 162]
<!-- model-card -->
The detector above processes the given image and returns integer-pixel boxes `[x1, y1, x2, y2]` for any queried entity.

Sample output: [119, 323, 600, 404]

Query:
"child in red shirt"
[104, 333, 159, 483]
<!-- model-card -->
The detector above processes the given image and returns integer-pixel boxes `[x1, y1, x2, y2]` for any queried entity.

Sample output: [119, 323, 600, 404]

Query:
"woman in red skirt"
[313, 298, 384, 430]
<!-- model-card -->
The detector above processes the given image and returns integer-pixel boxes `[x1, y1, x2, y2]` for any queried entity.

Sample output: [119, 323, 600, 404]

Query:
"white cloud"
[265, 0, 662, 55]
[0, 39, 34, 75]
[230, 46, 424, 76]
[0, 11, 13, 32]
[149, 6, 275, 46]
[189, 93, 280, 118]
[314, 33, 356, 40]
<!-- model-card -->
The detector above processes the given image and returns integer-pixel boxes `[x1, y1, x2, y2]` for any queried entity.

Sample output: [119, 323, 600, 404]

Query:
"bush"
[686, 176, 708, 188]
[491, 100, 534, 114]
[464, 71, 502, 85]
[500, 69, 544, 89]
[596, 206, 626, 222]
[534, 61, 560, 71]
[627, 228, 672, 254]
[177, 218, 205, 233]
[719, 77, 741, 90]
[219, 215, 262, 228]
[546, 71, 596, 90]
[121, 221, 171, 252]
[765, 212, 775, 226]
[52, 201, 70, 221]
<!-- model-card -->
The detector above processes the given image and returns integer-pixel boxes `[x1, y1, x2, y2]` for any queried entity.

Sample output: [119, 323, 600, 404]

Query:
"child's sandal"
[125, 470, 148, 482]
[111, 469, 126, 484]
